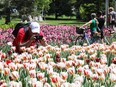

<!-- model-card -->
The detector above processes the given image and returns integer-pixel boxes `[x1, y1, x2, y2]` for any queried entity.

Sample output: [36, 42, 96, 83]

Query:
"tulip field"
[0, 25, 116, 87]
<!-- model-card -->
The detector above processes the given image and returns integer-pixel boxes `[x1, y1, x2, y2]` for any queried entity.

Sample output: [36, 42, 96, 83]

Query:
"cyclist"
[108, 7, 116, 32]
[80, 13, 99, 43]
[96, 11, 105, 43]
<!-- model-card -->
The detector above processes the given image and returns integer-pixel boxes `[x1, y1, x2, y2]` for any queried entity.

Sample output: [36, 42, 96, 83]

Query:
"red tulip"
[8, 51, 12, 55]
[6, 60, 12, 65]
[51, 76, 58, 83]
[86, 59, 90, 64]
[95, 58, 100, 62]
[56, 57, 60, 62]
[112, 58, 116, 64]
[55, 53, 60, 62]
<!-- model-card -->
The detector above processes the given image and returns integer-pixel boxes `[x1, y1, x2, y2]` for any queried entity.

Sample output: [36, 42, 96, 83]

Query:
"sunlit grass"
[0, 16, 85, 27]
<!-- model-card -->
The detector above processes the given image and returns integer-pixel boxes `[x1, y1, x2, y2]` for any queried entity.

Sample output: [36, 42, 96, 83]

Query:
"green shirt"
[90, 19, 97, 32]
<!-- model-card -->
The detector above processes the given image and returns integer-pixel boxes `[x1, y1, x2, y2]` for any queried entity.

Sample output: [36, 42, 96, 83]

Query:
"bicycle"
[75, 27, 93, 46]
[75, 27, 102, 46]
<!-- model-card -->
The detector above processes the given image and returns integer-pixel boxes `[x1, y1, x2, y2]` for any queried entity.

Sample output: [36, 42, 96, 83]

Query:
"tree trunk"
[5, 7, 11, 24]
[55, 12, 58, 19]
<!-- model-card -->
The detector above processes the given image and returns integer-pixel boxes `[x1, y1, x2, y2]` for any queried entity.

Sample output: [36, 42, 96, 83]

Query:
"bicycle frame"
[75, 27, 91, 45]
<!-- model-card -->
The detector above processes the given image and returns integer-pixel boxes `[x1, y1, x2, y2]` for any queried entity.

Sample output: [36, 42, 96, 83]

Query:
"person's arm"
[16, 29, 36, 51]
[18, 35, 35, 48]
[80, 20, 92, 28]
[95, 18, 99, 25]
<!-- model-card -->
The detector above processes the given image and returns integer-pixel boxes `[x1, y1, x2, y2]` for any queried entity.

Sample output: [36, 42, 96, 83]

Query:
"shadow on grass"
[45, 17, 85, 25]
[59, 22, 85, 25]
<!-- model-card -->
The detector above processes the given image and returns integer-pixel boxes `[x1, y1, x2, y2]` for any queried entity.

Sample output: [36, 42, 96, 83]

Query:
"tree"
[48, 0, 76, 19]
[0, 0, 52, 23]
[74, 0, 106, 21]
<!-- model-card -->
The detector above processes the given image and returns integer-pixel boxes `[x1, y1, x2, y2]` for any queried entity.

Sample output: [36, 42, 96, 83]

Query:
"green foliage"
[0, 23, 15, 29]
[48, 0, 75, 19]
[80, 3, 97, 21]
[0, 0, 115, 23]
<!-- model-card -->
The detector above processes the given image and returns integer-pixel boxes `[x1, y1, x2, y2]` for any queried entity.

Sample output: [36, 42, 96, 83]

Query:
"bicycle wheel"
[75, 36, 91, 46]
[92, 33, 102, 44]
[75, 36, 84, 45]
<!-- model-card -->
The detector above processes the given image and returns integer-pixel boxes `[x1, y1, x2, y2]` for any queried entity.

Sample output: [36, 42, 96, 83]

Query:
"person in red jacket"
[13, 22, 48, 53]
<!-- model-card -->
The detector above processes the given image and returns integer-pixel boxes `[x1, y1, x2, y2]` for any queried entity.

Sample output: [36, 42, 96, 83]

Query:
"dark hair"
[96, 11, 103, 17]
[97, 11, 102, 15]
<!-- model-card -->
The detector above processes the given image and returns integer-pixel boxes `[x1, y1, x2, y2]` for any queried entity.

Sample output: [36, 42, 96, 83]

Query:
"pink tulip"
[44, 54, 52, 59]
[4, 68, 10, 75]
[11, 46, 16, 52]
[60, 82, 70, 87]
[40, 78, 47, 84]
[92, 74, 98, 81]
[96, 69, 103, 76]
[84, 69, 92, 78]
[77, 67, 83, 75]
[0, 62, 4, 71]
[103, 67, 110, 75]
[61, 58, 66, 62]
[9, 63, 17, 71]
[65, 61, 73, 68]
[110, 73, 116, 82]
[29, 70, 36, 78]
[9, 81, 22, 87]
[1, 53, 7, 59]
[0, 82, 7, 87]
[23, 63, 29, 69]
[60, 72, 68, 80]
[38, 51, 44, 57]
[29, 63, 36, 70]
[89, 53, 97, 60]
[11, 53, 18, 59]
[56, 62, 65, 69]
[100, 59, 107, 64]
[67, 67, 75, 75]
[75, 60, 84, 67]
[38, 62, 47, 71]
[37, 72, 45, 80]
[10, 71, 19, 80]
[0, 80, 5, 86]
[16, 64, 23, 70]
[32, 81, 43, 87]
[44, 83, 51, 87]
[13, 58, 21, 64]
[98, 74, 105, 81]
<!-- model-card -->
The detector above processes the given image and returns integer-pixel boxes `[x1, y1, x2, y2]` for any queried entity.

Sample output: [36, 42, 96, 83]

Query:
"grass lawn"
[0, 15, 85, 27]
[41, 19, 85, 26]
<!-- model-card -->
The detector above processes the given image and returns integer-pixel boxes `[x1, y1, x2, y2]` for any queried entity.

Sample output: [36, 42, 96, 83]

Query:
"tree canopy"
[0, 0, 115, 23]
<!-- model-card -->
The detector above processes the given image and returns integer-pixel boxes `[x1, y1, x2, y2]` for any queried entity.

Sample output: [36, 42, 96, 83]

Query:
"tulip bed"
[0, 25, 116, 87]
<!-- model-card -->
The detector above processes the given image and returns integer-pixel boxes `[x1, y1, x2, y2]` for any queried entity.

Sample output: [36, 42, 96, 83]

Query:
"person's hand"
[80, 26, 83, 29]
[30, 35, 36, 41]
[80, 25, 88, 29]
[80, 26, 85, 29]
